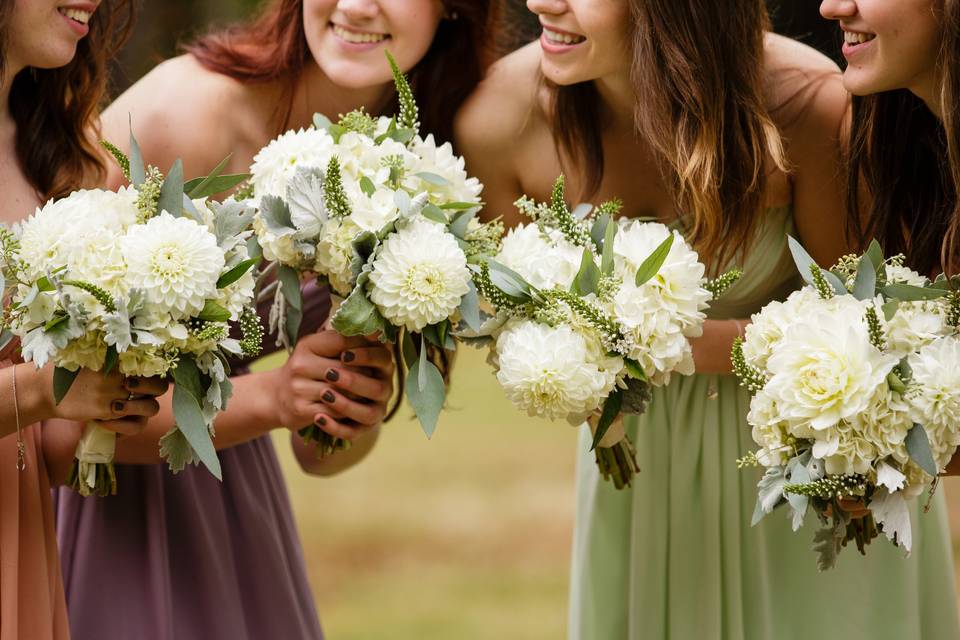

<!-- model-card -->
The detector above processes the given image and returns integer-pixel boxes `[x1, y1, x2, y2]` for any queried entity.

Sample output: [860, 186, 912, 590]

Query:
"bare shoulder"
[102, 54, 267, 176]
[763, 33, 848, 139]
[455, 42, 546, 154]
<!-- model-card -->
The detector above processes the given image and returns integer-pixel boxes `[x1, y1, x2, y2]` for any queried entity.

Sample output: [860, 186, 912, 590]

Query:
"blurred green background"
[112, 2, 951, 638]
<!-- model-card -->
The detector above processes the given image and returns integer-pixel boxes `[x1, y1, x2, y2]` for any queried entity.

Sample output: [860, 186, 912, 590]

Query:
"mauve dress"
[54, 282, 330, 640]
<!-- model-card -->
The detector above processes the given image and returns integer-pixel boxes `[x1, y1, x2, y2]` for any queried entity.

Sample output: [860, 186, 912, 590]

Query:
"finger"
[124, 376, 170, 397]
[322, 367, 393, 403]
[112, 397, 161, 418]
[341, 346, 394, 375]
[318, 387, 384, 426]
[302, 331, 370, 358]
[92, 417, 147, 437]
[313, 413, 376, 442]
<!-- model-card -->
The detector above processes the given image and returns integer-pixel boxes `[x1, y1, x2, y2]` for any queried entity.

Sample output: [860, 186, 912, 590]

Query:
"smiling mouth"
[844, 31, 876, 45]
[542, 27, 586, 46]
[332, 24, 390, 45]
[58, 7, 92, 25]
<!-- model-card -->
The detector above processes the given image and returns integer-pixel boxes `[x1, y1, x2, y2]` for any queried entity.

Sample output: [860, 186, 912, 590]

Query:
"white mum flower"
[885, 264, 928, 287]
[612, 220, 711, 330]
[495, 224, 583, 291]
[748, 389, 793, 467]
[351, 188, 401, 233]
[495, 320, 620, 423]
[906, 336, 960, 467]
[250, 128, 334, 198]
[367, 219, 470, 331]
[315, 218, 362, 297]
[885, 300, 950, 358]
[408, 134, 483, 204]
[764, 304, 899, 431]
[122, 213, 225, 319]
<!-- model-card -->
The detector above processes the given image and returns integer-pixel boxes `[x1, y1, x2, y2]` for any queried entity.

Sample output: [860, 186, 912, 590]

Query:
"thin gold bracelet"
[12, 364, 25, 471]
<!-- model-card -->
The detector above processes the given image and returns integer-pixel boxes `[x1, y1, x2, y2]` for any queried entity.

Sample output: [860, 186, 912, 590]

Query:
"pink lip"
[329, 23, 390, 53]
[539, 24, 586, 55]
[57, 3, 97, 38]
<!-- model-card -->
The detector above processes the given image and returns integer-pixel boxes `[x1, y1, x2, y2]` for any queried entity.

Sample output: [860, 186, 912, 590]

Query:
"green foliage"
[61, 279, 117, 313]
[864, 306, 886, 351]
[810, 264, 834, 299]
[338, 107, 378, 137]
[705, 268, 743, 298]
[783, 474, 867, 500]
[136, 166, 164, 222]
[239, 307, 264, 357]
[463, 219, 504, 262]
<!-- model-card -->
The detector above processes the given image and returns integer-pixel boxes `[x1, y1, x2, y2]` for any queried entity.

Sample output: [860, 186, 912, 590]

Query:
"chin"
[33, 45, 80, 70]
[322, 63, 392, 90]
[540, 64, 591, 88]
[841, 71, 888, 97]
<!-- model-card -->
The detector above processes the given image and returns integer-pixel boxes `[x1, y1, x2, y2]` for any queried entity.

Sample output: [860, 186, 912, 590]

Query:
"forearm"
[291, 426, 380, 476]
[114, 370, 281, 464]
[690, 318, 746, 376]
[0, 364, 55, 438]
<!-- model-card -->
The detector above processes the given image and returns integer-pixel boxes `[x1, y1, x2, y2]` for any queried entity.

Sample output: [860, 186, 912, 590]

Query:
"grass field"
[258, 348, 960, 639]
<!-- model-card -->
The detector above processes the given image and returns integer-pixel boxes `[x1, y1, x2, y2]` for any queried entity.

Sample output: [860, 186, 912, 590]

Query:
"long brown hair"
[1, 1, 134, 200]
[549, 0, 784, 270]
[848, 0, 960, 276]
[187, 0, 498, 143]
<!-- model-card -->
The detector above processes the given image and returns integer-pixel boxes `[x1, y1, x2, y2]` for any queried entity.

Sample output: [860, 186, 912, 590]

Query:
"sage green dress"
[569, 207, 960, 639]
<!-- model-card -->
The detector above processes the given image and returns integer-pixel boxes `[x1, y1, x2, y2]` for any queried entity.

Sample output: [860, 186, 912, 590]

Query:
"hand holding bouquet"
[736, 239, 960, 569]
[249, 52, 498, 451]
[473, 176, 740, 488]
[0, 135, 261, 495]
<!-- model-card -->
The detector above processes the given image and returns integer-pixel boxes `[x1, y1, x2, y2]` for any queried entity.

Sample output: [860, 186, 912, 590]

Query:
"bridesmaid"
[55, 1, 498, 639]
[0, 1, 168, 637]
[820, 0, 957, 275]
[457, 1, 959, 639]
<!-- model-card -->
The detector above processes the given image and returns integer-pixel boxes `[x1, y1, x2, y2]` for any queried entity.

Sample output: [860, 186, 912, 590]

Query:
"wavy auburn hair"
[847, 0, 959, 276]
[186, 0, 498, 143]
[549, 0, 784, 271]
[0, 1, 134, 200]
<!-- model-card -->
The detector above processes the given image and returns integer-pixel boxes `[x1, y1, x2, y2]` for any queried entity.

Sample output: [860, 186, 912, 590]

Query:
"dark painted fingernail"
[325, 369, 340, 382]
[315, 416, 327, 427]
[322, 390, 336, 403]
[126, 378, 139, 389]
[112, 401, 125, 412]
[342, 351, 356, 363]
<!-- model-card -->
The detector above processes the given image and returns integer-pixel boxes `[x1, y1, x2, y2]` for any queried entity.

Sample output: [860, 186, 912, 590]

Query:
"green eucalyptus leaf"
[128, 118, 146, 186]
[624, 359, 647, 381]
[157, 159, 185, 216]
[852, 254, 877, 300]
[171, 385, 222, 480]
[439, 202, 481, 211]
[53, 366, 80, 406]
[635, 234, 674, 286]
[485, 259, 533, 300]
[278, 266, 303, 344]
[313, 113, 334, 131]
[574, 247, 601, 296]
[44, 313, 69, 332]
[449, 209, 476, 239]
[415, 171, 450, 187]
[359, 176, 376, 197]
[590, 390, 623, 451]
[185, 173, 250, 200]
[882, 300, 900, 321]
[906, 423, 938, 476]
[591, 214, 610, 253]
[866, 240, 884, 278]
[216, 258, 259, 289]
[184, 154, 230, 198]
[787, 236, 818, 286]
[401, 329, 418, 369]
[197, 301, 231, 323]
[406, 343, 445, 439]
[601, 216, 617, 276]
[421, 204, 448, 224]
[883, 283, 949, 301]
[172, 358, 204, 404]
[459, 281, 481, 333]
[103, 345, 119, 376]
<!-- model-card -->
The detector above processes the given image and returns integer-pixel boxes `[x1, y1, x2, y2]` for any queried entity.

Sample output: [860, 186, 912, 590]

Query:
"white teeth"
[543, 27, 585, 46]
[843, 31, 876, 45]
[58, 7, 92, 24]
[332, 25, 387, 45]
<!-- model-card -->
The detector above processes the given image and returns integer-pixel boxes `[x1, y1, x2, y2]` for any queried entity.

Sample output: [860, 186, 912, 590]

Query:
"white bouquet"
[473, 177, 739, 488]
[736, 239, 960, 569]
[248, 52, 499, 451]
[0, 137, 261, 496]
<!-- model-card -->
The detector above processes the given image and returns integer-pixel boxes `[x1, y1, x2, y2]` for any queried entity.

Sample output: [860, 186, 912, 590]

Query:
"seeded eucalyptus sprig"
[706, 268, 743, 298]
[784, 474, 868, 500]
[810, 264, 834, 300]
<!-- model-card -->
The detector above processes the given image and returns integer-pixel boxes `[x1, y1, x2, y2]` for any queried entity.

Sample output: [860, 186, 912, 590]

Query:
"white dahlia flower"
[121, 213, 224, 319]
[764, 305, 899, 431]
[885, 300, 951, 358]
[885, 264, 928, 287]
[408, 134, 483, 204]
[250, 128, 334, 198]
[495, 224, 583, 291]
[494, 320, 620, 423]
[367, 219, 470, 331]
[906, 336, 960, 467]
